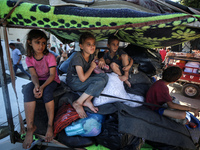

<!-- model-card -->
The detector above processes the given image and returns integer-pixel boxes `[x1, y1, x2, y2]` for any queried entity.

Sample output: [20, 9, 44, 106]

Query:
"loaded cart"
[165, 52, 200, 98]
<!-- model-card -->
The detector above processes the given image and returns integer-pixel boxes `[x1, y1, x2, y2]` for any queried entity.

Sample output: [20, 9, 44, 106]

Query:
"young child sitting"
[146, 66, 199, 123]
[23, 29, 60, 149]
[100, 36, 133, 87]
[66, 32, 108, 118]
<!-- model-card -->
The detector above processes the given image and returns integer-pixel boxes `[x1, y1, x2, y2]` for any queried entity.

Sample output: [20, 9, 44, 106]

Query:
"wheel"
[182, 84, 200, 98]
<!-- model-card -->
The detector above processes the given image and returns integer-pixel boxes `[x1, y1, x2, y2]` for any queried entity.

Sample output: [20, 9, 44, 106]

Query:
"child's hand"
[105, 59, 111, 65]
[90, 60, 96, 69]
[98, 59, 106, 69]
[123, 65, 131, 72]
[33, 86, 42, 99]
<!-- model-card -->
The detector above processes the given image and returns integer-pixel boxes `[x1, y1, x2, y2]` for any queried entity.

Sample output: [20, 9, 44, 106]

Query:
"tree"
[180, 0, 200, 8]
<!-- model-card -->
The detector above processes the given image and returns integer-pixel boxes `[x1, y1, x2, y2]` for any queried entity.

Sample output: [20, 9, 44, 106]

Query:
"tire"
[182, 84, 200, 98]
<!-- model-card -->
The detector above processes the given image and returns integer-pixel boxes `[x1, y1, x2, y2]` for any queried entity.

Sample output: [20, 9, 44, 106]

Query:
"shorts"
[155, 108, 166, 115]
[23, 80, 58, 103]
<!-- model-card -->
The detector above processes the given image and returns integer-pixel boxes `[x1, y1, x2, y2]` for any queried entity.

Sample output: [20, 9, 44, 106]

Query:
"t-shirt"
[146, 79, 172, 110]
[159, 49, 167, 62]
[103, 49, 127, 66]
[12, 48, 22, 65]
[26, 53, 60, 83]
[66, 51, 94, 81]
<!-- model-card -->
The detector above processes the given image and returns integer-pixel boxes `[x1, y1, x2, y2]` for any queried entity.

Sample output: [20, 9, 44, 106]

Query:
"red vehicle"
[165, 52, 200, 98]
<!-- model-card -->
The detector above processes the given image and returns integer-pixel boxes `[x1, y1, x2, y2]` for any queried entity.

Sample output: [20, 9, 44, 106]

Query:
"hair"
[108, 35, 119, 45]
[79, 32, 95, 46]
[26, 29, 49, 57]
[51, 47, 56, 51]
[9, 43, 15, 47]
[162, 66, 182, 82]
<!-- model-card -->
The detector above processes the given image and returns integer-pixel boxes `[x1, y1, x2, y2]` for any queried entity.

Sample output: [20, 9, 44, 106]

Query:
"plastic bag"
[65, 112, 105, 137]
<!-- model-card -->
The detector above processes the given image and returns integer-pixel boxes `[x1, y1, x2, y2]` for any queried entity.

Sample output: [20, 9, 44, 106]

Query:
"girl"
[66, 32, 108, 118]
[23, 29, 60, 149]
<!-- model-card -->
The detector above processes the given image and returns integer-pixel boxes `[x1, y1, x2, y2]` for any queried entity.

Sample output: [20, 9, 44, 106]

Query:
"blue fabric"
[155, 108, 166, 116]
[59, 52, 76, 73]
[23, 80, 58, 103]
[12, 48, 22, 65]
[49, 50, 59, 58]
[54, 6, 164, 17]
[67, 73, 108, 97]
[13, 64, 31, 78]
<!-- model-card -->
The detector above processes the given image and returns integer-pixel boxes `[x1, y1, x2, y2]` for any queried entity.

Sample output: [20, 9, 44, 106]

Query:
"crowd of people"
[14, 29, 199, 149]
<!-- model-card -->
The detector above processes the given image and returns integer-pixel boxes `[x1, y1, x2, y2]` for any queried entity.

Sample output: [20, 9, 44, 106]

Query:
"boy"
[99, 36, 133, 87]
[146, 66, 199, 121]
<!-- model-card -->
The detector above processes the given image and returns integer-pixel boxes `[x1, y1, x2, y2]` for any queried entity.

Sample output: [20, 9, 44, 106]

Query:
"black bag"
[95, 114, 143, 150]
[57, 129, 95, 148]
[124, 44, 163, 76]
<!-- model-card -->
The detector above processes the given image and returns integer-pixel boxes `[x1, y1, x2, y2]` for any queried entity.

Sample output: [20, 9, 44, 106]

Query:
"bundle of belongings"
[24, 45, 200, 150]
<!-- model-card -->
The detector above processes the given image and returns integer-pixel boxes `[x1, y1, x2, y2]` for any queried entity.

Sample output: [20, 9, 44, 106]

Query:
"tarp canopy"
[1, 0, 200, 48]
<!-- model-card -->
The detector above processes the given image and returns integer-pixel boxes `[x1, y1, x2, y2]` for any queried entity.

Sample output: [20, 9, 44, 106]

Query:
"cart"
[165, 53, 200, 98]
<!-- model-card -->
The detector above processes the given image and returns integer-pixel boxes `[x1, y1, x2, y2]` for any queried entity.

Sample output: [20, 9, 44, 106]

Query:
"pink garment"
[159, 49, 167, 62]
[26, 53, 60, 83]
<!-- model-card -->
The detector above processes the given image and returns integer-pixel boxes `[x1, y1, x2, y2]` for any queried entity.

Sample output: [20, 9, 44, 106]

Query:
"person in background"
[66, 32, 108, 118]
[50, 47, 60, 65]
[58, 43, 64, 55]
[17, 38, 20, 42]
[159, 47, 167, 62]
[9, 43, 31, 79]
[146, 66, 199, 123]
[22, 29, 60, 149]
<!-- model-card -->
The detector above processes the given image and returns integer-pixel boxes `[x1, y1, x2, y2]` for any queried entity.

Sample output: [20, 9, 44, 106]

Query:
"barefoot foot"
[72, 101, 87, 118]
[83, 100, 98, 113]
[119, 75, 128, 82]
[125, 80, 131, 88]
[22, 125, 37, 149]
[45, 125, 54, 142]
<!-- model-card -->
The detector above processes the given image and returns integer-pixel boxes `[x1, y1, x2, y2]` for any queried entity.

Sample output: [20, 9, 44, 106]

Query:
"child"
[66, 32, 108, 118]
[101, 35, 133, 87]
[146, 66, 199, 122]
[23, 29, 60, 149]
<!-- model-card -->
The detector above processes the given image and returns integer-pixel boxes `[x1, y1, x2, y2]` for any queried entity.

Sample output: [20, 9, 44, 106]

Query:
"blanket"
[1, 0, 200, 48]
[93, 73, 144, 107]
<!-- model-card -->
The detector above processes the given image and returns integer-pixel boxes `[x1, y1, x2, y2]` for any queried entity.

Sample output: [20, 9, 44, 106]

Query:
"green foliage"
[180, 0, 200, 8]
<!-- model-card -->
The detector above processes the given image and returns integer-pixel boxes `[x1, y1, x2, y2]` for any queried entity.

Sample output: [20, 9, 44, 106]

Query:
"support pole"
[0, 26, 15, 143]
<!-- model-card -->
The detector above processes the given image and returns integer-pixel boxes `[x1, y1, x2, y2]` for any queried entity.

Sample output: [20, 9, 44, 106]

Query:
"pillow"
[93, 73, 130, 106]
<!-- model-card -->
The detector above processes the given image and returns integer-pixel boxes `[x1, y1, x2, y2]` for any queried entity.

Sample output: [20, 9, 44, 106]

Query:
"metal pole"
[0, 27, 15, 143]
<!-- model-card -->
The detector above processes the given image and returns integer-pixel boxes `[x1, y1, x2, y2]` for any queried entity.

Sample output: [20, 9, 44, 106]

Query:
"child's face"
[79, 38, 96, 55]
[30, 37, 47, 54]
[107, 39, 119, 53]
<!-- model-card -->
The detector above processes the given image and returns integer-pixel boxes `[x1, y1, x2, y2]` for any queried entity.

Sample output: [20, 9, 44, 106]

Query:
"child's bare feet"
[83, 100, 98, 113]
[22, 125, 37, 149]
[45, 125, 54, 142]
[125, 80, 131, 88]
[119, 75, 128, 81]
[72, 101, 87, 118]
